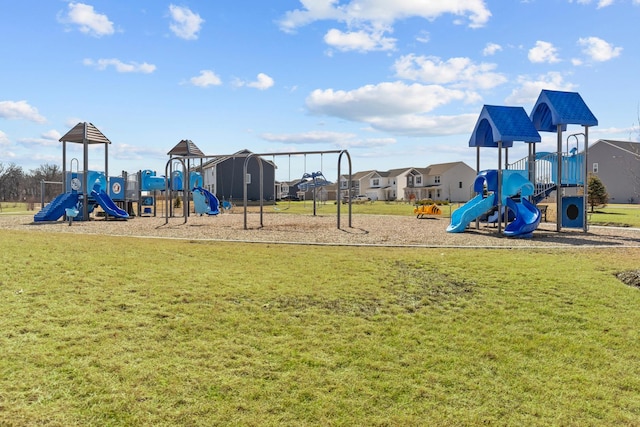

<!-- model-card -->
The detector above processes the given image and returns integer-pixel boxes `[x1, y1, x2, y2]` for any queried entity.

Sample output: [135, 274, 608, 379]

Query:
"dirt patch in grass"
[615, 270, 640, 288]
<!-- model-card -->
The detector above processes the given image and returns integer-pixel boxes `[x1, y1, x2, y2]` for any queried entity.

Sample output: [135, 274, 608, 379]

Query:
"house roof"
[530, 89, 598, 132]
[424, 161, 469, 175]
[59, 122, 111, 145]
[469, 105, 541, 148]
[592, 139, 640, 158]
[167, 139, 206, 157]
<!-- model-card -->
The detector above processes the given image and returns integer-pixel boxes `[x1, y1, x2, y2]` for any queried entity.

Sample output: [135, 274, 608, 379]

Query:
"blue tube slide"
[503, 197, 541, 238]
[193, 187, 220, 215]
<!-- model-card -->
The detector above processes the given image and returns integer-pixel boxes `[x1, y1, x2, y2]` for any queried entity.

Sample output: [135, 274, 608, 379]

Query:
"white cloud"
[262, 130, 356, 144]
[83, 58, 156, 73]
[168, 4, 204, 40]
[190, 70, 222, 87]
[261, 130, 396, 149]
[307, 81, 470, 121]
[369, 113, 478, 137]
[578, 36, 622, 61]
[304, 81, 481, 136]
[279, 1, 491, 52]
[482, 42, 502, 56]
[528, 41, 560, 63]
[597, 0, 614, 7]
[324, 27, 396, 52]
[0, 100, 46, 123]
[235, 73, 275, 90]
[393, 54, 507, 90]
[59, 2, 114, 37]
[504, 72, 578, 105]
[18, 129, 62, 147]
[0, 130, 9, 145]
[279, 0, 491, 32]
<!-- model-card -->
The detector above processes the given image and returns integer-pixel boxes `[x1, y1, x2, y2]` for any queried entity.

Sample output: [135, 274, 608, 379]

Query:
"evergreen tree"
[588, 173, 608, 212]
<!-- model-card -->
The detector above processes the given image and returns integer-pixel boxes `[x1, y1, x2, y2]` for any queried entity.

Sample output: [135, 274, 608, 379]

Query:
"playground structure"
[33, 124, 220, 223]
[34, 123, 130, 222]
[448, 89, 598, 237]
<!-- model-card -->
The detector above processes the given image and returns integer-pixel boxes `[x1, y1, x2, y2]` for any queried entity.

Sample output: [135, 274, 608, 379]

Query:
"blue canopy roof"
[530, 89, 598, 132]
[468, 105, 541, 148]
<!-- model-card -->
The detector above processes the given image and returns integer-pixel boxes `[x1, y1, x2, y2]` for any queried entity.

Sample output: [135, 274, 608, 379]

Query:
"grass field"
[1, 227, 640, 425]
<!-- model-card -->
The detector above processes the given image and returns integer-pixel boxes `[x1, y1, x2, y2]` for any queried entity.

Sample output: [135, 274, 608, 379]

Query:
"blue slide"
[446, 193, 496, 233]
[503, 197, 541, 238]
[193, 187, 220, 215]
[91, 187, 129, 219]
[34, 192, 80, 222]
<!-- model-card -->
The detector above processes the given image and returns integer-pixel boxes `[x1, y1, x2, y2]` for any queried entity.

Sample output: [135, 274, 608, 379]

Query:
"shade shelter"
[530, 90, 598, 232]
[468, 105, 541, 233]
[59, 122, 111, 220]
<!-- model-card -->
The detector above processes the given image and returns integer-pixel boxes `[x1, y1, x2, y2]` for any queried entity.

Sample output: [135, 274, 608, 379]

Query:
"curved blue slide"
[193, 187, 220, 215]
[446, 193, 496, 233]
[34, 192, 80, 222]
[504, 197, 541, 238]
[91, 188, 129, 219]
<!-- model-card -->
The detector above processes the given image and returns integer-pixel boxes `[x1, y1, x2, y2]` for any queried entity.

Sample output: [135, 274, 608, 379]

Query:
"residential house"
[404, 161, 476, 202]
[589, 139, 640, 203]
[339, 170, 376, 200]
[366, 168, 412, 201]
[200, 149, 276, 202]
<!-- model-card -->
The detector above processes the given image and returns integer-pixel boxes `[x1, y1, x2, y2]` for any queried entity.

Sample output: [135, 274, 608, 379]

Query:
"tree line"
[0, 162, 63, 203]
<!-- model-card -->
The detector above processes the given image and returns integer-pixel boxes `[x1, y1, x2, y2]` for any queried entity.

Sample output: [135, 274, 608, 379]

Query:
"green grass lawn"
[1, 229, 640, 425]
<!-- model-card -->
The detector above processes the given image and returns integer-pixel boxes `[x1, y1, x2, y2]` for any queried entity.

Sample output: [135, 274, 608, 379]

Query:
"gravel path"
[2, 211, 640, 248]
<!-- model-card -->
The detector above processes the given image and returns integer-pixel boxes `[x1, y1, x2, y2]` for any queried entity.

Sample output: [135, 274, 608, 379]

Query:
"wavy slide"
[91, 188, 129, 219]
[193, 187, 220, 215]
[504, 197, 541, 238]
[446, 193, 496, 233]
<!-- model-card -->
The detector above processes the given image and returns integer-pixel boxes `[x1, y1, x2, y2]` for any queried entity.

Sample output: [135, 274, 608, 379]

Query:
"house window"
[592, 163, 599, 174]
[416, 176, 422, 185]
[436, 189, 441, 198]
[459, 181, 462, 189]
[341, 181, 347, 189]
[435, 176, 441, 184]
[372, 178, 379, 186]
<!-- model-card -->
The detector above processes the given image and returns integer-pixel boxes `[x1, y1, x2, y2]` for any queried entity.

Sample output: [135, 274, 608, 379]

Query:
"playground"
[4, 208, 640, 248]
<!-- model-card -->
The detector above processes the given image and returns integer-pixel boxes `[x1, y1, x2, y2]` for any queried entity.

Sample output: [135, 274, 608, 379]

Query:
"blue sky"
[0, 0, 638, 181]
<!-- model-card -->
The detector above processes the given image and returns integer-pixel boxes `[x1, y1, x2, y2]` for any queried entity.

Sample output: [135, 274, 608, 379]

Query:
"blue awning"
[469, 105, 541, 148]
[530, 89, 598, 132]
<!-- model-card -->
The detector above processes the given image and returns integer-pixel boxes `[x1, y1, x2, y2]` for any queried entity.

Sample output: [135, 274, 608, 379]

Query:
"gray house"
[201, 149, 276, 202]
[589, 139, 640, 204]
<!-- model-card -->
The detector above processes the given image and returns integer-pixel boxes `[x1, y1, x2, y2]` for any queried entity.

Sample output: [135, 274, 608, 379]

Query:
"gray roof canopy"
[59, 122, 111, 145]
[167, 139, 205, 157]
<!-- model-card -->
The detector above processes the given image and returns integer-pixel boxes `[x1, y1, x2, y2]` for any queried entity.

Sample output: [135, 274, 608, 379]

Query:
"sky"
[1, 0, 639, 182]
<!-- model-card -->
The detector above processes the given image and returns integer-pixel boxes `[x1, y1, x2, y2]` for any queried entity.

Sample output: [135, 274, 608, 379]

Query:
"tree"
[588, 173, 608, 212]
[0, 163, 25, 201]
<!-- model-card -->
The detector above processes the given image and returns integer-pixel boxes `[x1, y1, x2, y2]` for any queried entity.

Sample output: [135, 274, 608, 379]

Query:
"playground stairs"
[34, 193, 79, 222]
